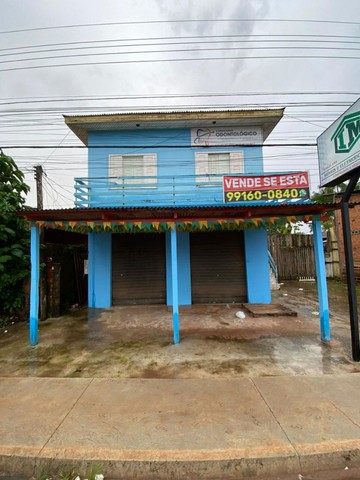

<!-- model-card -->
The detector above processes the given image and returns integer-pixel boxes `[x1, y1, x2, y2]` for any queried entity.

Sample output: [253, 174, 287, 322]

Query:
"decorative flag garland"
[29, 215, 324, 233]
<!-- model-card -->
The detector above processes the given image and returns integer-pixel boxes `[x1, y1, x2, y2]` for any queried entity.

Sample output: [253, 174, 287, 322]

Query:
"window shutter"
[109, 155, 123, 184]
[195, 152, 209, 183]
[229, 151, 244, 174]
[143, 154, 157, 185]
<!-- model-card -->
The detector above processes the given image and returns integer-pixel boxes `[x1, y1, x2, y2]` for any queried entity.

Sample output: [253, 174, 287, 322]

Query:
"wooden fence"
[268, 234, 315, 280]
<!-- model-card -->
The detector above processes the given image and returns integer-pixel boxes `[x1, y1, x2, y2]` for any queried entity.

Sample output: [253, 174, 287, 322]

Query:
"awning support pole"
[170, 227, 180, 344]
[341, 173, 360, 361]
[313, 216, 330, 342]
[29, 224, 40, 346]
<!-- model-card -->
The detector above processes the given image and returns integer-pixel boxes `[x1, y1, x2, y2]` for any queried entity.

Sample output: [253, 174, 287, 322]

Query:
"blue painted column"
[29, 225, 40, 346]
[170, 228, 180, 344]
[313, 216, 330, 342]
[244, 228, 271, 304]
[88, 232, 112, 308]
[166, 231, 191, 306]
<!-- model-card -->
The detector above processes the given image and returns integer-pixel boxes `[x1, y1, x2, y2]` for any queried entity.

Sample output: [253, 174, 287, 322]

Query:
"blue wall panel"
[85, 128, 268, 308]
[86, 129, 264, 207]
[244, 145, 263, 174]
[244, 228, 271, 304]
[88, 232, 112, 308]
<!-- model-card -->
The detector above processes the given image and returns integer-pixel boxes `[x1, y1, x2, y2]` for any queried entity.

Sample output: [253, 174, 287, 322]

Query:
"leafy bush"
[0, 150, 30, 321]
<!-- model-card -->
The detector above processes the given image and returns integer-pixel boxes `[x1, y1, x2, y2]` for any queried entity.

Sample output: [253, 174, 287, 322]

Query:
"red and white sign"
[223, 172, 310, 192]
[223, 172, 310, 203]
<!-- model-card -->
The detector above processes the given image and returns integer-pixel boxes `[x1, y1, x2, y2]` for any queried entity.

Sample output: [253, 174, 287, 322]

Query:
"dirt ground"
[1, 279, 360, 378]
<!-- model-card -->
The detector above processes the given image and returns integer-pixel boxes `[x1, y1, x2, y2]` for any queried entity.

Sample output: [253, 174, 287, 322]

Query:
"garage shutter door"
[112, 233, 166, 305]
[190, 231, 247, 303]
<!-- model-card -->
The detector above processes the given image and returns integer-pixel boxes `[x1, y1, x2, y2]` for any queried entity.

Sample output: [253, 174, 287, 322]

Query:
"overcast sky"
[1, 0, 360, 208]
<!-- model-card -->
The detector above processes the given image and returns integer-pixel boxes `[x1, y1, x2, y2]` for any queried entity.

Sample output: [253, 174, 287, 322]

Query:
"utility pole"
[34, 165, 43, 210]
[34, 164, 47, 320]
[341, 173, 360, 361]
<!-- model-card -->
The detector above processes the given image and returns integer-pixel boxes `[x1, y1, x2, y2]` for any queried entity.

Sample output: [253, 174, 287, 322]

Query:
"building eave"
[20, 202, 337, 224]
[64, 108, 285, 146]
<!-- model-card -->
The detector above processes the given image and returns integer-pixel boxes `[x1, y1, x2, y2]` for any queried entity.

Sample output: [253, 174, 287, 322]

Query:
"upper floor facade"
[64, 109, 284, 208]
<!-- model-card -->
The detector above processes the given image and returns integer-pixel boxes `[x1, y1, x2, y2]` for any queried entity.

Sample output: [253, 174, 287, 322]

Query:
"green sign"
[331, 111, 360, 154]
[317, 97, 360, 187]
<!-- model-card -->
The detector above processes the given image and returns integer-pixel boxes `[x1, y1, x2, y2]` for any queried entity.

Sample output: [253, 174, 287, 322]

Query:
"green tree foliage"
[266, 184, 348, 235]
[0, 149, 30, 320]
[266, 222, 301, 235]
[311, 183, 348, 204]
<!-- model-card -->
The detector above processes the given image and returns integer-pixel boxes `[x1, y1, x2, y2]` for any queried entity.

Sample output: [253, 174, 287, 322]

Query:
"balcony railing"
[74, 174, 228, 208]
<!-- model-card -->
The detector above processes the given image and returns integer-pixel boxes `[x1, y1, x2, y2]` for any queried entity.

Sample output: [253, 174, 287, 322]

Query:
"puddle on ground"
[1, 280, 360, 378]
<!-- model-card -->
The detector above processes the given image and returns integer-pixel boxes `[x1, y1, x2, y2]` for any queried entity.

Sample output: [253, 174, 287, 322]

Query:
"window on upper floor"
[195, 151, 244, 184]
[108, 153, 157, 187]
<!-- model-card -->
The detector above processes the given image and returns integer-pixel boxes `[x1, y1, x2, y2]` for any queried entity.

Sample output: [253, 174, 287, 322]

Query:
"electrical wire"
[1, 33, 360, 58]
[13, 151, 321, 170]
[1, 17, 360, 36]
[43, 174, 74, 205]
[0, 102, 354, 116]
[42, 131, 71, 166]
[1, 143, 319, 149]
[6, 44, 359, 68]
[0, 78, 353, 206]
[1, 53, 359, 74]
[0, 90, 358, 105]
[2, 41, 360, 63]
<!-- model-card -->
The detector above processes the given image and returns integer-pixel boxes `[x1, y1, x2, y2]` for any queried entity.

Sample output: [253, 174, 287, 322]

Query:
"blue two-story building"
[24, 109, 332, 346]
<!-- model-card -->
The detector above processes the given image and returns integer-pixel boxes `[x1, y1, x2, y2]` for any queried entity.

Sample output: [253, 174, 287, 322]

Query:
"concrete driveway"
[1, 280, 360, 479]
[0, 279, 359, 378]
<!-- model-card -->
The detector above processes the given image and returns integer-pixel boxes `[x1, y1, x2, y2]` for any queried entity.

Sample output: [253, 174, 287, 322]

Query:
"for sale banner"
[223, 172, 310, 203]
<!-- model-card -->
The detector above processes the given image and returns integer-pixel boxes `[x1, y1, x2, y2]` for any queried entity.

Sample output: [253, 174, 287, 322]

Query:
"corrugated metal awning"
[19, 203, 338, 233]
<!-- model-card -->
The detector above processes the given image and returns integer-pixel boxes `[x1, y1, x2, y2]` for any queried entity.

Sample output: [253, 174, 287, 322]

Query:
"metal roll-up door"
[190, 231, 247, 303]
[112, 233, 166, 305]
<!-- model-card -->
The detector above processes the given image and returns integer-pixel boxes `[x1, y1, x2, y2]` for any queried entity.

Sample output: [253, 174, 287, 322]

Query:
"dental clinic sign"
[191, 126, 263, 146]
[318, 97, 360, 187]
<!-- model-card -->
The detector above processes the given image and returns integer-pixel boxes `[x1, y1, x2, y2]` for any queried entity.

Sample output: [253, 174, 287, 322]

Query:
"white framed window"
[108, 153, 157, 187]
[195, 151, 244, 183]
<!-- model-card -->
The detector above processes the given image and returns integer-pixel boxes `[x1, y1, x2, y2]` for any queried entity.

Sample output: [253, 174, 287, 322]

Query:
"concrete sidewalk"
[1, 375, 360, 479]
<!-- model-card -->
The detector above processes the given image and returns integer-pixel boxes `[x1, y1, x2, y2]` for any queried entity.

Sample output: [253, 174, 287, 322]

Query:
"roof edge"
[64, 108, 285, 146]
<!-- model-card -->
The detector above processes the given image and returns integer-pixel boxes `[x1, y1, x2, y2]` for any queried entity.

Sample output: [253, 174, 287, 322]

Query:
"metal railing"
[74, 174, 226, 208]
[268, 250, 279, 284]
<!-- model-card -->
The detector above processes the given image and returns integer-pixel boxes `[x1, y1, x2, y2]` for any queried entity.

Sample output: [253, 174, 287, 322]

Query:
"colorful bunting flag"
[29, 214, 325, 234]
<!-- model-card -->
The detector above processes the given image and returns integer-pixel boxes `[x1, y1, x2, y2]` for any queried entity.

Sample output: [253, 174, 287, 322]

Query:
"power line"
[2, 143, 318, 149]
[2, 33, 360, 56]
[1, 18, 360, 36]
[3, 45, 360, 68]
[2, 39, 360, 61]
[0, 102, 355, 119]
[0, 103, 353, 118]
[42, 130, 71, 166]
[0, 90, 358, 104]
[44, 175, 74, 201]
[1, 54, 359, 74]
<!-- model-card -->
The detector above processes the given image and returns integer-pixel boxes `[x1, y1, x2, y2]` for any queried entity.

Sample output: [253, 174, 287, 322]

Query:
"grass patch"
[87, 463, 103, 480]
[58, 466, 77, 480]
[206, 335, 249, 343]
[115, 354, 128, 364]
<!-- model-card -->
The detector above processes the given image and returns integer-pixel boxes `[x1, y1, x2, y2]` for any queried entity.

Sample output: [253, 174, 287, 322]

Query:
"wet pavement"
[0, 279, 359, 378]
[1, 374, 360, 479]
[1, 280, 360, 479]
